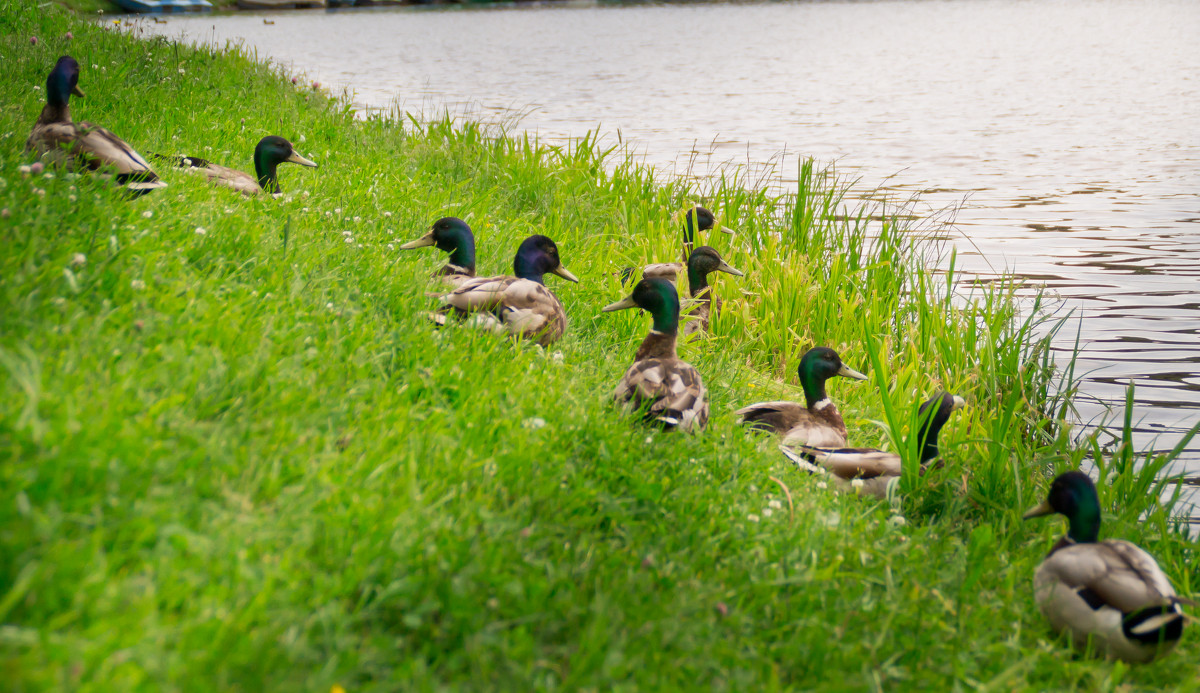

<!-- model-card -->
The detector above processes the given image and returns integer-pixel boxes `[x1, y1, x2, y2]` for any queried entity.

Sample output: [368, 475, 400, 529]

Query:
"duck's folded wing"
[442, 275, 515, 311]
[781, 416, 846, 447]
[172, 157, 259, 195]
[616, 359, 707, 430]
[642, 262, 684, 282]
[498, 279, 561, 335]
[70, 122, 162, 182]
[799, 446, 901, 480]
[735, 401, 806, 435]
[1044, 541, 1177, 613]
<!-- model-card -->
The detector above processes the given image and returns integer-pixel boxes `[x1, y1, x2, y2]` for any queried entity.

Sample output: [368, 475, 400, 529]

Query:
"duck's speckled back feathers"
[604, 278, 708, 432]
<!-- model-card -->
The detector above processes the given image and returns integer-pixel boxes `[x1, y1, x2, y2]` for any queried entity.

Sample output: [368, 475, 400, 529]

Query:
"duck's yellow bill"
[602, 295, 638, 312]
[837, 364, 868, 380]
[400, 232, 436, 250]
[286, 151, 319, 168]
[1022, 500, 1054, 520]
[552, 265, 580, 283]
[717, 260, 744, 277]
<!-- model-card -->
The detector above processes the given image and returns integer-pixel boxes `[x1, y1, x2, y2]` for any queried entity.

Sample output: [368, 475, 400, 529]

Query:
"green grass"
[3, 4, 1199, 691]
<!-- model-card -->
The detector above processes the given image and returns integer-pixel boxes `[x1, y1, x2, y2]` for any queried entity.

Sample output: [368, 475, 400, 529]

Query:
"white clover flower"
[762, 508, 774, 518]
[302, 190, 310, 198]
[142, 210, 153, 219]
[353, 216, 361, 223]
[43, 172, 55, 180]
[387, 243, 395, 250]
[552, 350, 564, 363]
[195, 227, 206, 235]
[816, 481, 828, 490]
[523, 417, 546, 430]
[851, 479, 864, 490]
[298, 135, 306, 143]
[342, 230, 352, 236]
[326, 302, 334, 309]
[747, 514, 760, 523]
[344, 237, 353, 244]
[178, 67, 185, 75]
[70, 253, 86, 267]
[68, 195, 77, 202]
[18, 165, 31, 175]
[888, 515, 907, 527]
[302, 207, 309, 213]
[383, 211, 392, 217]
[644, 436, 653, 445]
[334, 207, 342, 215]
[325, 211, 332, 217]
[768, 499, 782, 510]
[357, 243, 363, 249]
[131, 279, 145, 290]
[225, 208, 233, 215]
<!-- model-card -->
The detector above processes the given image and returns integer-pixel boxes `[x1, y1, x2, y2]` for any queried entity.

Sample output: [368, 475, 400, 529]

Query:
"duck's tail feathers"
[116, 172, 168, 197]
[150, 152, 211, 169]
[1123, 604, 1185, 645]
[779, 445, 825, 475]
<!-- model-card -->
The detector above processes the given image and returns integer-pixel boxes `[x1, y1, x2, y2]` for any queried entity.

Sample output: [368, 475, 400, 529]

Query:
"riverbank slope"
[2, 5, 1196, 690]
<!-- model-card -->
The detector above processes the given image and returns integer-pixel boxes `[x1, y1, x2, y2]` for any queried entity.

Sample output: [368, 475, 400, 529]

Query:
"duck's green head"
[912, 392, 966, 463]
[513, 235, 579, 285]
[47, 55, 85, 107]
[796, 347, 867, 408]
[400, 217, 476, 271]
[602, 277, 681, 334]
[253, 135, 318, 193]
[1023, 471, 1101, 543]
[680, 206, 735, 250]
[686, 245, 743, 294]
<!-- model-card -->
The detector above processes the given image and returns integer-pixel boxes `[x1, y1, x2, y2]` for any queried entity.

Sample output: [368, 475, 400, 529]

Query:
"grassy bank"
[3, 4, 1198, 691]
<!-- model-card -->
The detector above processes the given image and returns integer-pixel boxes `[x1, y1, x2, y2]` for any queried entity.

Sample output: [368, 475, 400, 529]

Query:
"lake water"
[140, 0, 1200, 495]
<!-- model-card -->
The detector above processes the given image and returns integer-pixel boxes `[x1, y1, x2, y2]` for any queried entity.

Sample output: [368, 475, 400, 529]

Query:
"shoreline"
[4, 2, 1197, 689]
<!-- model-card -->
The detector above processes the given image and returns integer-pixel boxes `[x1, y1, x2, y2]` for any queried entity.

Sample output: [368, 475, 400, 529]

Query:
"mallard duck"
[781, 392, 965, 499]
[602, 277, 709, 432]
[26, 56, 166, 195]
[155, 135, 317, 196]
[681, 245, 743, 336]
[1023, 471, 1189, 663]
[400, 217, 477, 287]
[625, 206, 736, 284]
[735, 347, 867, 445]
[433, 234, 577, 346]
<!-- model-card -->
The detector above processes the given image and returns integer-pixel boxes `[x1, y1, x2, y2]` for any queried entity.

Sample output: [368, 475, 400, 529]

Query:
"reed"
[1, 5, 1195, 690]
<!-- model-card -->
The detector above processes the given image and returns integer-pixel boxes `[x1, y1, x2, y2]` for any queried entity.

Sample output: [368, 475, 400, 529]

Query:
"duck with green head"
[602, 277, 709, 432]
[400, 217, 477, 287]
[156, 135, 317, 196]
[1023, 471, 1188, 663]
[628, 205, 737, 284]
[781, 392, 965, 499]
[26, 56, 167, 195]
[736, 347, 867, 445]
[680, 246, 744, 336]
[434, 234, 578, 346]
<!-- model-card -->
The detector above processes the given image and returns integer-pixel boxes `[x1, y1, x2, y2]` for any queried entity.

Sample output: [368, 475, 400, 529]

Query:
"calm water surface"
[143, 0, 1200, 488]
